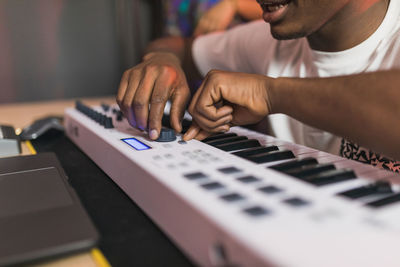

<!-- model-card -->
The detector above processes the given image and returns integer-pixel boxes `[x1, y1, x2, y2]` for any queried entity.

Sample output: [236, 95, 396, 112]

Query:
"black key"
[338, 181, 393, 199]
[247, 150, 295, 164]
[258, 185, 283, 194]
[366, 193, 400, 208]
[184, 172, 208, 180]
[215, 139, 261, 152]
[104, 117, 114, 129]
[243, 206, 270, 217]
[283, 197, 310, 207]
[220, 193, 245, 202]
[237, 175, 260, 183]
[306, 169, 356, 186]
[101, 103, 110, 112]
[201, 182, 225, 190]
[116, 111, 123, 121]
[232, 146, 279, 158]
[269, 157, 318, 172]
[205, 136, 247, 146]
[286, 163, 336, 178]
[218, 166, 242, 174]
[202, 133, 238, 142]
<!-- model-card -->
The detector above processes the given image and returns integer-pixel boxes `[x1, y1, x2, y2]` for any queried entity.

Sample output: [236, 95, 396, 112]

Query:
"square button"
[283, 197, 310, 207]
[237, 175, 260, 183]
[258, 185, 283, 194]
[243, 206, 271, 217]
[220, 193, 245, 202]
[184, 172, 208, 180]
[217, 166, 242, 174]
[201, 182, 225, 190]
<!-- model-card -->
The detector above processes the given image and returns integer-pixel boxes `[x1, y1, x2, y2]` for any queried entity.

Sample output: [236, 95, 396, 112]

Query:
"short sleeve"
[192, 20, 274, 76]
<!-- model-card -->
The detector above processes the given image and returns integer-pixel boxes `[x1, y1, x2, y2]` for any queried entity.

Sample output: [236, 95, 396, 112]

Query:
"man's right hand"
[116, 52, 191, 140]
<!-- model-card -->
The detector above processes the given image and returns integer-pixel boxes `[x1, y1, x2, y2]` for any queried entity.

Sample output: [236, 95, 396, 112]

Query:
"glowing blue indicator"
[122, 138, 151, 151]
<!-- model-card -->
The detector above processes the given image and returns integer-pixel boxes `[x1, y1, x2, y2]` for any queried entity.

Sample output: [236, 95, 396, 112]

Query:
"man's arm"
[184, 70, 400, 160]
[270, 71, 400, 160]
[116, 36, 201, 140]
[193, 0, 262, 36]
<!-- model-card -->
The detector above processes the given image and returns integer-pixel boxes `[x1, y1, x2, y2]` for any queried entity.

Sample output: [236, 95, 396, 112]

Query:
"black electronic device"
[0, 152, 99, 266]
[19, 116, 64, 141]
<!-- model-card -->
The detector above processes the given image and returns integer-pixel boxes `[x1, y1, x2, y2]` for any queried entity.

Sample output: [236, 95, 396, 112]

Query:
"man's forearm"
[269, 70, 400, 159]
[235, 0, 262, 20]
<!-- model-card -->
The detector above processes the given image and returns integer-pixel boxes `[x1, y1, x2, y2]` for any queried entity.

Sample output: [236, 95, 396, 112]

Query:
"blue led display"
[121, 138, 151, 151]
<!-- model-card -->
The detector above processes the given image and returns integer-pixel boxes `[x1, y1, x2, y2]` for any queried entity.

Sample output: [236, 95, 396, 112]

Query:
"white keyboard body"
[65, 104, 400, 267]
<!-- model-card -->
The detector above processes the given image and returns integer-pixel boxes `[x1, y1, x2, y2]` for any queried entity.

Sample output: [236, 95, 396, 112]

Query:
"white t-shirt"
[192, 0, 400, 155]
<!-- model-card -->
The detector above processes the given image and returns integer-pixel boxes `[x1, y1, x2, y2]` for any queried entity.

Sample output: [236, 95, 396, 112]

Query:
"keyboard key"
[247, 150, 295, 164]
[202, 133, 238, 142]
[220, 193, 245, 202]
[258, 185, 283, 194]
[184, 172, 208, 180]
[338, 181, 393, 199]
[286, 163, 336, 178]
[215, 139, 261, 152]
[237, 175, 260, 183]
[205, 136, 247, 146]
[306, 169, 356, 186]
[283, 197, 310, 207]
[269, 157, 318, 172]
[366, 193, 400, 208]
[218, 166, 242, 174]
[243, 206, 271, 217]
[201, 182, 225, 190]
[232, 146, 279, 158]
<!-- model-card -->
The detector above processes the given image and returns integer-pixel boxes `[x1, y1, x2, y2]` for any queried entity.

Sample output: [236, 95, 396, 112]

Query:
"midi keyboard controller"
[65, 101, 400, 267]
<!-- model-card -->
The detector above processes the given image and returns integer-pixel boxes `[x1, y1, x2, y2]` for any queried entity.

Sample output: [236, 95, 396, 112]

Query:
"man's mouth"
[257, 0, 291, 13]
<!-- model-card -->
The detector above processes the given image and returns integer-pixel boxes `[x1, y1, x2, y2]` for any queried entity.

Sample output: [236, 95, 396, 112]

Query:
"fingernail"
[149, 129, 158, 140]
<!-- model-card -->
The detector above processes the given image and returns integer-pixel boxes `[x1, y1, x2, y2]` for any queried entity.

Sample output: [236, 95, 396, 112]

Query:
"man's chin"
[270, 28, 306, 40]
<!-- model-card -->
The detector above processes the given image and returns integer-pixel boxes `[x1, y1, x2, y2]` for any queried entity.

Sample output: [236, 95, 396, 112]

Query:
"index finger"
[195, 80, 233, 121]
[147, 76, 173, 140]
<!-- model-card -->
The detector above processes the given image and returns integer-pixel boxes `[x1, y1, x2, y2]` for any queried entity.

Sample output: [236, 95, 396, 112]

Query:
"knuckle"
[144, 64, 157, 74]
[122, 70, 130, 79]
[195, 105, 204, 115]
[151, 94, 167, 105]
[133, 99, 146, 110]
[160, 65, 176, 76]
[116, 96, 122, 106]
[121, 99, 131, 110]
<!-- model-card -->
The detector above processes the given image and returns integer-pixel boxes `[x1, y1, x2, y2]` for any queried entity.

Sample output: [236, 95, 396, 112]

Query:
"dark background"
[0, 0, 164, 104]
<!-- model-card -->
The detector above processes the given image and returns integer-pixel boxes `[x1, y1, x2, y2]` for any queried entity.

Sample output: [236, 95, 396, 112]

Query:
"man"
[117, 0, 400, 170]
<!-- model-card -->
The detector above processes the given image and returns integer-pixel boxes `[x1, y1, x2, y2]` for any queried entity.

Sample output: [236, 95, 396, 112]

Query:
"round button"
[156, 128, 176, 142]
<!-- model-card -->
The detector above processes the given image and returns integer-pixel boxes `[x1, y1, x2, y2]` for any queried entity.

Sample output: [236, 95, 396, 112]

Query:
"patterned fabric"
[163, 0, 220, 37]
[340, 139, 400, 173]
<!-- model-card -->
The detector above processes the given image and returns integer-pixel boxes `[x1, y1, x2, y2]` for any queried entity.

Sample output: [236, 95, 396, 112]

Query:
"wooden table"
[0, 96, 115, 155]
[0, 96, 115, 267]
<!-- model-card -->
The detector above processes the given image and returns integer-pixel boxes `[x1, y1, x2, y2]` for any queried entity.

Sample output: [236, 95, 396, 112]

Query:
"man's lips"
[257, 0, 291, 23]
[257, 0, 291, 13]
